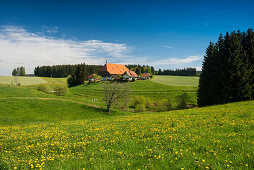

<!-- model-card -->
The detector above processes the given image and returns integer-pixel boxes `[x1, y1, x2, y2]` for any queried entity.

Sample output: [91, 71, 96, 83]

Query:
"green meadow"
[151, 75, 199, 86]
[0, 75, 253, 169]
[0, 76, 47, 86]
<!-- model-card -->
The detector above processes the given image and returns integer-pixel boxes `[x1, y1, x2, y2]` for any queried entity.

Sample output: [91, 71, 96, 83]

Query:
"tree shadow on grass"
[80, 104, 124, 116]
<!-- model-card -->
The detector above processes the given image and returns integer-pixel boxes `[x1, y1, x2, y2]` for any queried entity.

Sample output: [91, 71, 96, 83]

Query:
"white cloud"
[195, 66, 202, 71]
[0, 25, 133, 75]
[164, 45, 173, 49]
[152, 55, 202, 65]
[0, 25, 203, 75]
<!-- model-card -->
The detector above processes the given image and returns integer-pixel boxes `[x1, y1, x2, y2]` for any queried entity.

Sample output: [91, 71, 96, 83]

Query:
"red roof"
[141, 73, 151, 77]
[99, 63, 130, 75]
[124, 71, 138, 77]
[129, 71, 138, 77]
[88, 73, 96, 79]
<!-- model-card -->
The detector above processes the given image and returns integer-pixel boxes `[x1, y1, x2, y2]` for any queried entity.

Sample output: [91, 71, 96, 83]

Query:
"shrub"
[37, 84, 51, 93]
[132, 77, 136, 82]
[54, 85, 69, 96]
[154, 99, 172, 112]
[177, 93, 189, 109]
[135, 104, 146, 112]
[132, 96, 146, 112]
[155, 99, 167, 112]
[67, 75, 73, 87]
[97, 76, 102, 81]
[17, 83, 21, 86]
[145, 97, 153, 110]
[166, 99, 172, 110]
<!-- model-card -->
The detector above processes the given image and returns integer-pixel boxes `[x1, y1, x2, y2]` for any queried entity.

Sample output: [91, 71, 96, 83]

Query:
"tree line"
[34, 64, 102, 78]
[34, 64, 155, 86]
[12, 67, 26, 76]
[157, 68, 197, 76]
[198, 29, 254, 107]
[126, 65, 155, 75]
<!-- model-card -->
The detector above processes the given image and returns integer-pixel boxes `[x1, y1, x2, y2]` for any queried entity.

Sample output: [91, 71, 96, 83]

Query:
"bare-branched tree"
[102, 82, 129, 113]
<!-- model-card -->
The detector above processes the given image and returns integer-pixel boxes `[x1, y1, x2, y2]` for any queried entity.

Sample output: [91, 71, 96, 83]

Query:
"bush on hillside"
[131, 96, 146, 112]
[154, 99, 172, 112]
[67, 75, 73, 87]
[37, 84, 51, 93]
[54, 84, 69, 96]
[177, 93, 189, 109]
[145, 97, 154, 110]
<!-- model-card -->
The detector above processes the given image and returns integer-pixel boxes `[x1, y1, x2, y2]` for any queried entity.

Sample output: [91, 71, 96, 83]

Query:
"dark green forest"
[198, 29, 254, 106]
[157, 68, 197, 76]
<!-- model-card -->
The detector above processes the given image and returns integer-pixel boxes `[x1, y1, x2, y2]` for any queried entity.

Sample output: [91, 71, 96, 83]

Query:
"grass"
[0, 98, 126, 126]
[0, 76, 47, 86]
[0, 76, 253, 169]
[151, 75, 199, 86]
[70, 80, 198, 108]
[0, 101, 253, 169]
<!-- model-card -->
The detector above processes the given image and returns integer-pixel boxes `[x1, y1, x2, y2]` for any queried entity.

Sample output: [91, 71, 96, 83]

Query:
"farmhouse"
[140, 73, 151, 80]
[123, 71, 138, 80]
[88, 73, 96, 82]
[99, 63, 131, 81]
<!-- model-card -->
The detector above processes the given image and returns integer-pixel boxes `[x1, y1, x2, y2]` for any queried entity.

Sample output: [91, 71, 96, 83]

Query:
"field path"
[0, 97, 101, 108]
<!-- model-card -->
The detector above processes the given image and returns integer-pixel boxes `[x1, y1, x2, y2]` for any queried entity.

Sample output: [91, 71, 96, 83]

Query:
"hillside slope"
[0, 101, 253, 169]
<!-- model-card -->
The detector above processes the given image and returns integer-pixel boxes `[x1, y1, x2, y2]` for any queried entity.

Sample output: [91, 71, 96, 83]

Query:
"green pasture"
[0, 76, 47, 86]
[0, 100, 253, 169]
[70, 80, 198, 108]
[0, 75, 253, 169]
[0, 98, 126, 126]
[152, 75, 199, 86]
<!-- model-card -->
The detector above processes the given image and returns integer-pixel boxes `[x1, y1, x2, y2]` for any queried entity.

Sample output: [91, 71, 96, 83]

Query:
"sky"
[0, 0, 254, 75]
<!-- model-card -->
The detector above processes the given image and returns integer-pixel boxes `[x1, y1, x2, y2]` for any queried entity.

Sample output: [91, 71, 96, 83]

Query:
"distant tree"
[12, 68, 17, 76]
[158, 69, 162, 75]
[136, 67, 141, 75]
[102, 82, 129, 113]
[20, 67, 26, 76]
[12, 67, 25, 76]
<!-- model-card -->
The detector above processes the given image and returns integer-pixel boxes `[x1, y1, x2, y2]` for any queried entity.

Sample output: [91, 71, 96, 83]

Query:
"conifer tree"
[198, 29, 254, 106]
[12, 68, 17, 76]
[245, 29, 254, 99]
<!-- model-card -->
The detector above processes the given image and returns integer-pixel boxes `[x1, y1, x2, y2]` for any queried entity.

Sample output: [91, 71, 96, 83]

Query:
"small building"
[99, 63, 130, 81]
[123, 71, 138, 80]
[88, 73, 96, 82]
[140, 73, 151, 80]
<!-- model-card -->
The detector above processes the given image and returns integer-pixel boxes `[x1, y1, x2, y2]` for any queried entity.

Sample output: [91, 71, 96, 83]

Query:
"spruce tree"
[245, 29, 254, 99]
[12, 68, 17, 76]
[198, 42, 217, 106]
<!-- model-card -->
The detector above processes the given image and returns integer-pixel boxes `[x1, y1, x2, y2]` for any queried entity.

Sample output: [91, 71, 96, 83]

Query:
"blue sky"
[0, 0, 254, 75]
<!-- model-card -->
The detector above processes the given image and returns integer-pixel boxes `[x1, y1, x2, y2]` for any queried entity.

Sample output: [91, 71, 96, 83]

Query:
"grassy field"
[0, 101, 253, 169]
[152, 75, 199, 86]
[0, 76, 47, 86]
[0, 98, 127, 126]
[0, 76, 253, 169]
[70, 80, 198, 109]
